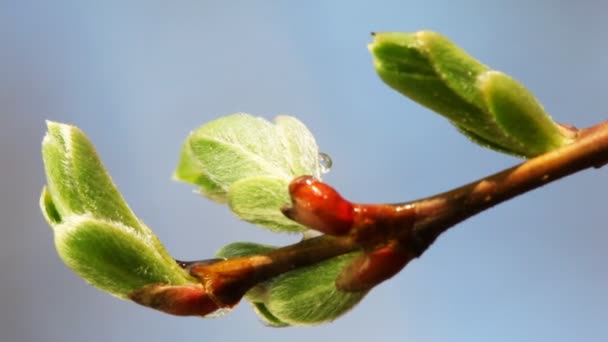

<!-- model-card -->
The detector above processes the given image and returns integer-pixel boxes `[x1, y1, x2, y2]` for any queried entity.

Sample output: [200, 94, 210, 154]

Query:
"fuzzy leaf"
[174, 114, 322, 232]
[261, 252, 366, 326]
[174, 138, 228, 203]
[229, 176, 307, 232]
[215, 241, 276, 258]
[50, 214, 192, 297]
[479, 71, 569, 155]
[41, 121, 193, 298]
[369, 31, 572, 157]
[274, 116, 321, 176]
[42, 121, 141, 228]
[217, 242, 366, 326]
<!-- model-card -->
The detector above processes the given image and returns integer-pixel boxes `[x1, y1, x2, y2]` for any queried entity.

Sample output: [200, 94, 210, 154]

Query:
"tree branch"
[181, 121, 608, 310]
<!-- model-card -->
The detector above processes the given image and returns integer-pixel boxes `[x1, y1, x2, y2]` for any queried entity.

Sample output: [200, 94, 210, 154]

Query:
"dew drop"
[318, 152, 333, 174]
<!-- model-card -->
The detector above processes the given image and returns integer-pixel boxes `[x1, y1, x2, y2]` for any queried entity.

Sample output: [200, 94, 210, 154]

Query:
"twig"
[158, 121, 608, 313]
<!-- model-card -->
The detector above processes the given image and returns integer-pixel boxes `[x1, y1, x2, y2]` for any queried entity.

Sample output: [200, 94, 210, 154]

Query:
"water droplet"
[318, 152, 332, 174]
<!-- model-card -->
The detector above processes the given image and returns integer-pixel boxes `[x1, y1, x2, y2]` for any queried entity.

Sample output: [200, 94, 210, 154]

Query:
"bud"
[41, 122, 193, 299]
[369, 31, 572, 157]
[174, 114, 323, 232]
[282, 176, 354, 236]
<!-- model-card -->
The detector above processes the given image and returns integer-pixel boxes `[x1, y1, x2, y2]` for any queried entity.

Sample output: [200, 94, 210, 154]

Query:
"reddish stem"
[142, 121, 608, 315]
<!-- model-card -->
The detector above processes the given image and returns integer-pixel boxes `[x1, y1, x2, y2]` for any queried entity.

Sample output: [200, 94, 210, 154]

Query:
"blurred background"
[2, 1, 607, 341]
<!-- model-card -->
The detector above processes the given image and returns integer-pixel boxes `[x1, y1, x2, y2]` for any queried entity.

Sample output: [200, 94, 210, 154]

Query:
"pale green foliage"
[228, 177, 302, 232]
[217, 242, 366, 326]
[370, 31, 572, 157]
[41, 122, 194, 298]
[174, 113, 322, 232]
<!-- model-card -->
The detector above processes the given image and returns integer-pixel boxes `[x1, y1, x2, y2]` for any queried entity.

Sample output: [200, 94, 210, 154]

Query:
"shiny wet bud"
[282, 175, 354, 236]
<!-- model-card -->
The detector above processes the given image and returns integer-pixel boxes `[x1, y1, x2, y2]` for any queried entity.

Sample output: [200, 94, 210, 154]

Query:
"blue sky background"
[2, 1, 607, 341]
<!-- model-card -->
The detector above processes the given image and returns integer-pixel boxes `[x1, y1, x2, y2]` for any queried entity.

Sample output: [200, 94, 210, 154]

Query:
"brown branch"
[154, 121, 608, 314]
[406, 121, 608, 249]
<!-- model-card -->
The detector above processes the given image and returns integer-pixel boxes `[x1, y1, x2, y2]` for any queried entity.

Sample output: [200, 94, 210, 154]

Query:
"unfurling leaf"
[174, 113, 323, 232]
[369, 31, 573, 157]
[228, 176, 303, 232]
[217, 242, 366, 326]
[41, 122, 193, 298]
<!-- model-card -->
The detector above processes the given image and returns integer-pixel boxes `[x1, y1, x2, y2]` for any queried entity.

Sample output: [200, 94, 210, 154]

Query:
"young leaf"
[228, 176, 305, 232]
[260, 252, 366, 326]
[217, 242, 366, 326]
[369, 31, 572, 157]
[174, 114, 322, 232]
[479, 71, 570, 155]
[274, 115, 321, 176]
[174, 138, 228, 203]
[41, 121, 141, 228]
[41, 122, 193, 298]
[215, 241, 276, 258]
[49, 214, 192, 297]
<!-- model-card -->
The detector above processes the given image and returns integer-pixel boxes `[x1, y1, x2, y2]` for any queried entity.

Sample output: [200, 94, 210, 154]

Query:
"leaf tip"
[40, 186, 62, 226]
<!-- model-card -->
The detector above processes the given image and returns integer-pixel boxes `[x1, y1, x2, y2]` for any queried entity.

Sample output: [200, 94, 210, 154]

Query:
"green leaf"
[174, 114, 322, 232]
[261, 252, 366, 326]
[41, 121, 193, 298]
[250, 302, 290, 328]
[174, 138, 228, 203]
[215, 241, 276, 258]
[229, 176, 307, 232]
[369, 31, 572, 157]
[51, 215, 192, 297]
[274, 115, 321, 176]
[479, 71, 568, 155]
[217, 242, 366, 326]
[42, 121, 141, 228]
